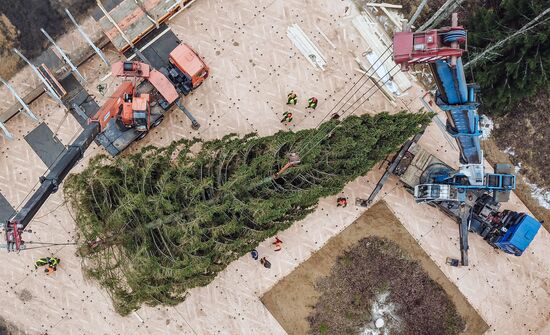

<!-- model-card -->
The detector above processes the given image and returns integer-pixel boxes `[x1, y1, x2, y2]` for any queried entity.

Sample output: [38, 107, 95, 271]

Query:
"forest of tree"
[65, 112, 431, 315]
[465, 0, 550, 115]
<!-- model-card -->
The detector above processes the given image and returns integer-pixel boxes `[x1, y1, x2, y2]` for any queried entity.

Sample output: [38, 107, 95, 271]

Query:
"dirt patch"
[0, 0, 96, 79]
[491, 88, 550, 189]
[261, 201, 488, 335]
[308, 237, 465, 334]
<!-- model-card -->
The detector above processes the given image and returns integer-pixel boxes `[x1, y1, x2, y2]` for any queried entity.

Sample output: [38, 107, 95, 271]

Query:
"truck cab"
[489, 212, 541, 256]
[167, 44, 209, 94]
[119, 93, 151, 132]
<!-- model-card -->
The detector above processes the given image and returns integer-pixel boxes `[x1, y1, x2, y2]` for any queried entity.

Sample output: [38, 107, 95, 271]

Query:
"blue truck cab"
[492, 213, 541, 256]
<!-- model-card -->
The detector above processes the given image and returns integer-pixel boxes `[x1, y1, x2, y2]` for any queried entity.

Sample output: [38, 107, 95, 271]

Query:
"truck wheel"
[137, 131, 148, 141]
[194, 80, 203, 89]
[151, 116, 164, 128]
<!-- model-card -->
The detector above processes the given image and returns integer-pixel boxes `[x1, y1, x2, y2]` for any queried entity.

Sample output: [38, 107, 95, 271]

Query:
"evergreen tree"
[467, 0, 550, 114]
[65, 112, 431, 315]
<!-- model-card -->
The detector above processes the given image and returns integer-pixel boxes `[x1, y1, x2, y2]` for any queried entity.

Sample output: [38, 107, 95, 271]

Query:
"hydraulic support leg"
[459, 204, 470, 266]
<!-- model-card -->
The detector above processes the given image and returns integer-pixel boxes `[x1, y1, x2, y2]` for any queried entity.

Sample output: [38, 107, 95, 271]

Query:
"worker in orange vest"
[35, 257, 60, 274]
[273, 236, 283, 251]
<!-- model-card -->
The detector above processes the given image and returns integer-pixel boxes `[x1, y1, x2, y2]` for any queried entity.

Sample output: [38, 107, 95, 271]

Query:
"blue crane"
[392, 14, 541, 265]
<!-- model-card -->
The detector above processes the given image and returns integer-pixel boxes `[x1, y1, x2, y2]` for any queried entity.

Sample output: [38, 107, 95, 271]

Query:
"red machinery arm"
[112, 61, 179, 104]
[89, 81, 134, 131]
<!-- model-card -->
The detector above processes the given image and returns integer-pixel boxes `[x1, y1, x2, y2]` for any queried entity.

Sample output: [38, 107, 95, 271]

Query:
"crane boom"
[392, 13, 541, 265]
[5, 123, 99, 251]
[431, 57, 482, 165]
[393, 14, 514, 194]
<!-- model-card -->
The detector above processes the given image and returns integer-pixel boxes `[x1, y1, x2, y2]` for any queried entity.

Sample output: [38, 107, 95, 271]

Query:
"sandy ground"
[262, 201, 488, 335]
[0, 0, 548, 334]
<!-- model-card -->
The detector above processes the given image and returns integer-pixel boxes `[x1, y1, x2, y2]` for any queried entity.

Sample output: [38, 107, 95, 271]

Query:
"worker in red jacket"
[281, 111, 293, 123]
[337, 197, 348, 207]
[273, 236, 283, 251]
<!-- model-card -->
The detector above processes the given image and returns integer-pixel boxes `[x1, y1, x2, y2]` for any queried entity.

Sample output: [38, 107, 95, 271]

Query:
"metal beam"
[419, 0, 465, 31]
[169, 0, 198, 20]
[0, 121, 14, 141]
[459, 205, 470, 266]
[366, 3, 402, 9]
[0, 76, 40, 124]
[407, 0, 429, 30]
[41, 28, 86, 83]
[65, 8, 110, 66]
[12, 48, 64, 107]
[356, 132, 424, 207]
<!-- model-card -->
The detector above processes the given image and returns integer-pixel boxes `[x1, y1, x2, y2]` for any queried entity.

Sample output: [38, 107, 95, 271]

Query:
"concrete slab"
[24, 123, 65, 168]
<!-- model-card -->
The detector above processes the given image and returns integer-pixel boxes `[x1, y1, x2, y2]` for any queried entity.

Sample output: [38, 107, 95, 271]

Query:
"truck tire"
[151, 116, 164, 128]
[137, 131, 148, 141]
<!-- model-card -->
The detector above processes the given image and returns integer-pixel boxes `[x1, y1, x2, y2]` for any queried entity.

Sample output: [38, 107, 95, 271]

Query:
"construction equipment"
[4, 24, 209, 252]
[165, 43, 209, 95]
[391, 14, 541, 265]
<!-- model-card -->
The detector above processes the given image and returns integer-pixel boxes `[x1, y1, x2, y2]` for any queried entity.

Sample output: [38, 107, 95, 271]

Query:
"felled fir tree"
[65, 112, 431, 315]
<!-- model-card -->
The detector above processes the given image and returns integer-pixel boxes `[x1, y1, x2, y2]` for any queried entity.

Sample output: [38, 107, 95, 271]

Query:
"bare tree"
[419, 0, 465, 31]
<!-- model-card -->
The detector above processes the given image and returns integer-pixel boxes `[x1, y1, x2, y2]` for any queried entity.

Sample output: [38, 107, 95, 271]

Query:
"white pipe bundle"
[287, 24, 327, 71]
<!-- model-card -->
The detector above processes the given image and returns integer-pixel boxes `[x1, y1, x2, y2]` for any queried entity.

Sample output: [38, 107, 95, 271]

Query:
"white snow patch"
[360, 292, 401, 335]
[503, 147, 516, 157]
[514, 164, 549, 208]
[524, 179, 550, 209]
[479, 114, 494, 139]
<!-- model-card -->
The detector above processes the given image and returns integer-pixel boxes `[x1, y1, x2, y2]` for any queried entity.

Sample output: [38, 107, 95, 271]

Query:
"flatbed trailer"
[91, 0, 192, 53]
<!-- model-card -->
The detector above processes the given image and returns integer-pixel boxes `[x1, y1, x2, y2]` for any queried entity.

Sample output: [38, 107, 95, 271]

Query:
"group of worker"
[34, 256, 61, 274]
[251, 236, 284, 269]
[251, 196, 348, 270]
[281, 91, 318, 124]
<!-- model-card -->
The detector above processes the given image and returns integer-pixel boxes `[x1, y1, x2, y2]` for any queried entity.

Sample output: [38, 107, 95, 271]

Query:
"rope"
[295, 46, 395, 156]
[299, 64, 400, 161]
